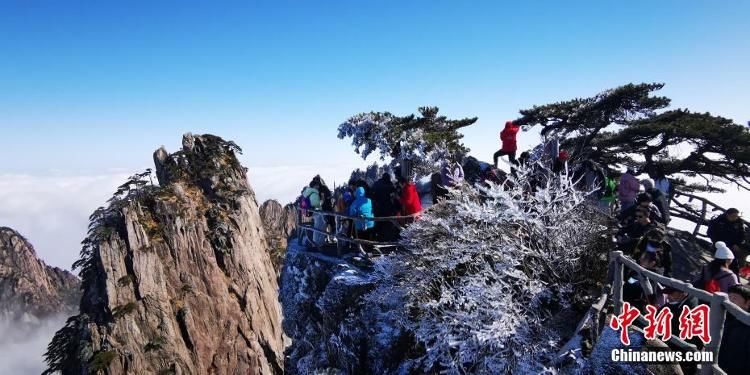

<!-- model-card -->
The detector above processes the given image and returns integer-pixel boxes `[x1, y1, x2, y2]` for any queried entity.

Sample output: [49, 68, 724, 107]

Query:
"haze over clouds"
[0, 159, 365, 271]
[0, 315, 67, 375]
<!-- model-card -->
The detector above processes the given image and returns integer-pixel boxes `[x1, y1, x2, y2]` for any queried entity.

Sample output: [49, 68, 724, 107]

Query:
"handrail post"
[334, 215, 341, 257]
[702, 292, 729, 375]
[694, 200, 707, 236]
[611, 251, 624, 316]
[296, 206, 303, 246]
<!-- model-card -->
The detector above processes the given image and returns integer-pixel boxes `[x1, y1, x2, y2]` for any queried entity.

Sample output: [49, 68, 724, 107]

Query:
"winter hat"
[641, 178, 655, 190]
[714, 241, 735, 260]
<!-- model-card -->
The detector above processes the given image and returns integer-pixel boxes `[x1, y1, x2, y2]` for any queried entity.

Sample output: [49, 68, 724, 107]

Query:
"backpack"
[702, 271, 733, 293]
[297, 194, 312, 217]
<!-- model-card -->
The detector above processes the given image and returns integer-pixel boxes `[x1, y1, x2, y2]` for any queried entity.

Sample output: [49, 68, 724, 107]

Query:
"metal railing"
[611, 250, 750, 375]
[293, 205, 423, 256]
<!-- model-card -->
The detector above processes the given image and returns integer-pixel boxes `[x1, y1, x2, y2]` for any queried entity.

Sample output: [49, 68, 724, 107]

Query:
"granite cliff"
[45, 134, 284, 375]
[0, 227, 80, 322]
[259, 199, 296, 274]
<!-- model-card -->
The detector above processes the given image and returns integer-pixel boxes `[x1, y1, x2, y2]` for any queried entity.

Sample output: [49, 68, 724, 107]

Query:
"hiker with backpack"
[692, 241, 739, 294]
[299, 180, 324, 247]
[493, 120, 521, 172]
[719, 284, 750, 375]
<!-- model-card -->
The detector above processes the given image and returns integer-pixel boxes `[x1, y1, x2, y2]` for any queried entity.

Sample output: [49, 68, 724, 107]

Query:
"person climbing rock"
[493, 120, 520, 170]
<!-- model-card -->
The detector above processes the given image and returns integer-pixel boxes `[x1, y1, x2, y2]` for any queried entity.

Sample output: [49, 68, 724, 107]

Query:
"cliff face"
[0, 227, 80, 321]
[259, 200, 296, 274]
[45, 134, 284, 375]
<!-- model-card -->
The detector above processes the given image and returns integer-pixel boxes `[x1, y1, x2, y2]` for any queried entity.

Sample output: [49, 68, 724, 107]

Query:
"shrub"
[89, 351, 117, 372]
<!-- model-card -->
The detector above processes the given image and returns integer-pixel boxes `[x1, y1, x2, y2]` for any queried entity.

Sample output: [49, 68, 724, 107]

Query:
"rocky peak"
[0, 227, 79, 322]
[259, 200, 297, 273]
[45, 133, 284, 375]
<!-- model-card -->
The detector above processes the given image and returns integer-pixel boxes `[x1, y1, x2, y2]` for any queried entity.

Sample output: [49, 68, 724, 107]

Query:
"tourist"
[623, 250, 665, 312]
[313, 175, 335, 242]
[691, 241, 739, 293]
[301, 180, 326, 246]
[707, 208, 746, 273]
[641, 178, 670, 225]
[371, 173, 400, 241]
[618, 166, 640, 212]
[616, 208, 658, 254]
[653, 167, 674, 206]
[661, 285, 702, 375]
[493, 120, 520, 170]
[348, 186, 375, 241]
[718, 284, 750, 375]
[632, 228, 673, 278]
[399, 176, 422, 224]
[618, 193, 662, 227]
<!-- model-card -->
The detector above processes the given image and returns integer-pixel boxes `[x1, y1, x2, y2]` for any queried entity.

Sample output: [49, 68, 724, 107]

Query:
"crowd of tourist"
[295, 119, 749, 374]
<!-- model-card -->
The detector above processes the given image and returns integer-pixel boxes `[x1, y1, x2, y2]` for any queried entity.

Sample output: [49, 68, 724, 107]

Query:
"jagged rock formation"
[280, 164, 614, 374]
[259, 200, 296, 274]
[45, 134, 284, 375]
[280, 244, 384, 374]
[0, 227, 80, 322]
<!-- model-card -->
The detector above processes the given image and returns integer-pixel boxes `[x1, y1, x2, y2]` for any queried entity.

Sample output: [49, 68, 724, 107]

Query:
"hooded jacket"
[500, 121, 520, 152]
[348, 187, 374, 231]
[302, 186, 322, 209]
[618, 172, 640, 203]
[401, 182, 422, 216]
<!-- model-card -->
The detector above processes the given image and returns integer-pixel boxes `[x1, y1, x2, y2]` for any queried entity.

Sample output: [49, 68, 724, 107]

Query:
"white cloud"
[0, 163, 365, 270]
[0, 315, 67, 375]
[0, 173, 129, 271]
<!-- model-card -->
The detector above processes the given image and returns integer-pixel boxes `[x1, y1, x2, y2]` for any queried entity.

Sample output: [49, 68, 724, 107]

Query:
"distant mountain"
[0, 227, 79, 322]
[45, 133, 284, 374]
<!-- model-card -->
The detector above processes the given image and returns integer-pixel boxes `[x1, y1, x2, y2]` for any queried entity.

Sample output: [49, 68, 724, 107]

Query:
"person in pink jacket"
[618, 167, 640, 212]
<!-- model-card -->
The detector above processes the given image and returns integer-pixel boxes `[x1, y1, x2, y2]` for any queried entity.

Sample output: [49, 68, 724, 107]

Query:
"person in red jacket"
[398, 176, 422, 224]
[493, 120, 521, 169]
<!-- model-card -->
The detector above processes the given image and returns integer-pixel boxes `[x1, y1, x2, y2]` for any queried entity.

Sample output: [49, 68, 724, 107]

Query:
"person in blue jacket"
[348, 186, 375, 240]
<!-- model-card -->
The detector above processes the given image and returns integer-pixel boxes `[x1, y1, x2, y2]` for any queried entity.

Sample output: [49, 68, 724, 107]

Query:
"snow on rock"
[281, 164, 615, 374]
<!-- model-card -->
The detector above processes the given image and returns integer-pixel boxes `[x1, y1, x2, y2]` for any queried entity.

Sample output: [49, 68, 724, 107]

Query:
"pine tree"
[338, 106, 478, 177]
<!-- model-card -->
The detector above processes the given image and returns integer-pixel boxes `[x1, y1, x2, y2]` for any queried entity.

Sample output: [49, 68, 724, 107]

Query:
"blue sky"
[2, 1, 748, 172]
[1, 1, 749, 269]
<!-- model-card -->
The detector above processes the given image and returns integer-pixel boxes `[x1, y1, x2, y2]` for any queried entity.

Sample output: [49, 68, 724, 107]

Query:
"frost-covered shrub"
[363, 164, 609, 374]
